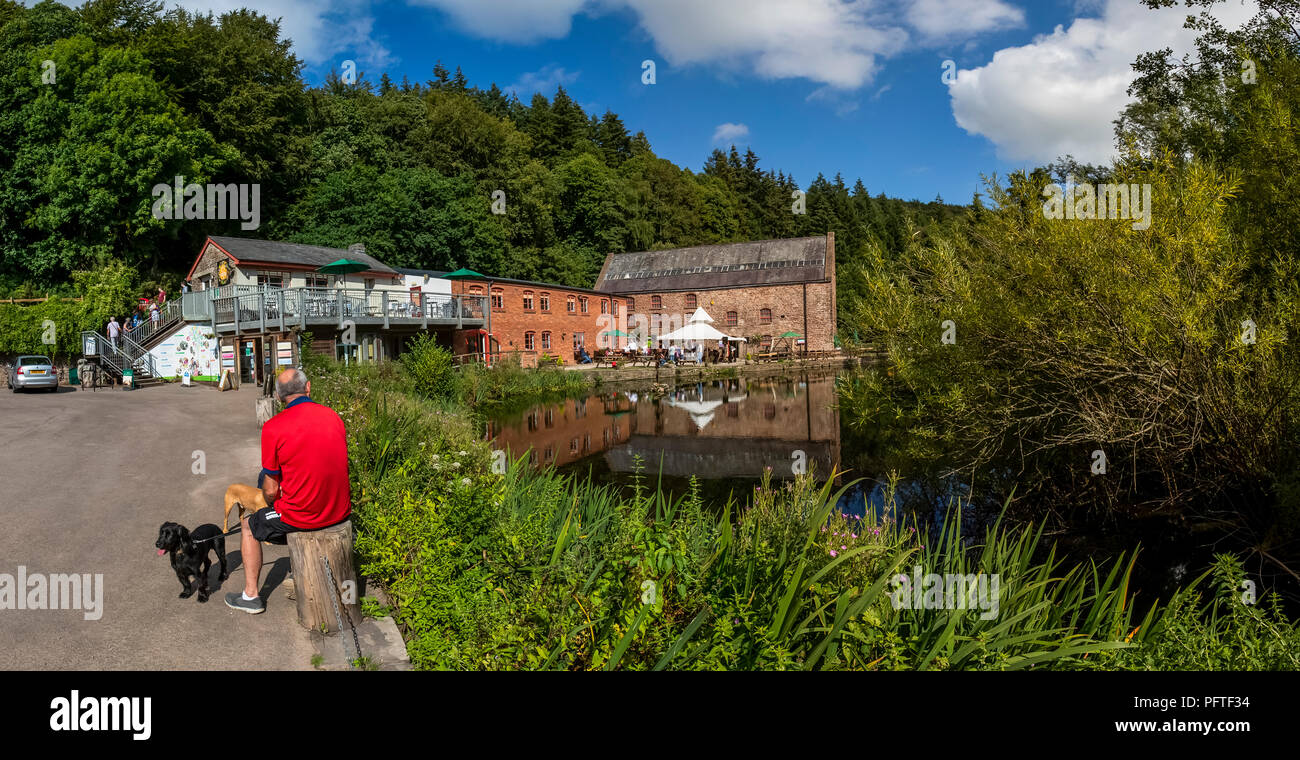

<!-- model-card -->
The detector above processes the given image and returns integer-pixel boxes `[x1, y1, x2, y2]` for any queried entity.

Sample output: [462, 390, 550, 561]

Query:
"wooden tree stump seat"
[286, 519, 362, 632]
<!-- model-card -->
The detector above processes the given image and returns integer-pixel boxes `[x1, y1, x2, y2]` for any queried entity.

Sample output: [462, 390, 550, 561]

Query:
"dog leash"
[191, 524, 242, 544]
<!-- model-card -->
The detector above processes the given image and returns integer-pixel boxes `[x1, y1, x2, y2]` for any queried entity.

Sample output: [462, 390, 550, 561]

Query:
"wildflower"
[458, 450, 468, 457]
[840, 545, 847, 551]
[829, 550, 838, 558]
[461, 477, 471, 486]
[872, 528, 880, 536]
[431, 454, 440, 461]
[451, 462, 461, 469]
[851, 533, 857, 539]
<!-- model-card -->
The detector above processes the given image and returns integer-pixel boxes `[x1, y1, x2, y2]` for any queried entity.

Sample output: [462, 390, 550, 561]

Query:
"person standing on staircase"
[106, 317, 120, 349]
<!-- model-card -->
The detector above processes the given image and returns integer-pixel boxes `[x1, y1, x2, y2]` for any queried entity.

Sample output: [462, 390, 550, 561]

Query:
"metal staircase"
[81, 331, 161, 387]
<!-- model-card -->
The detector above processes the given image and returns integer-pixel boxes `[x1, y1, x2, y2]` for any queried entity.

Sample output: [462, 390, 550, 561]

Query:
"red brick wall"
[622, 281, 836, 351]
[448, 279, 627, 366]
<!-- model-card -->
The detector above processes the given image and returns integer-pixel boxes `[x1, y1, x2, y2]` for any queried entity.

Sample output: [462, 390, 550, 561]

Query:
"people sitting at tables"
[577, 345, 593, 364]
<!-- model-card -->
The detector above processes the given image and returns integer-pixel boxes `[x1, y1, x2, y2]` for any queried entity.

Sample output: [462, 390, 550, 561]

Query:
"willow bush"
[839, 158, 1300, 526]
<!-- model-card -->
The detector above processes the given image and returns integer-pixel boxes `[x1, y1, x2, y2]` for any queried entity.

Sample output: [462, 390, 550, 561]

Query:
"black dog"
[155, 522, 228, 603]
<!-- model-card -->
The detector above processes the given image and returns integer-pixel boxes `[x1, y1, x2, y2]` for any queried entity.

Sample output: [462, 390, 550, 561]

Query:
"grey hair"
[275, 368, 309, 401]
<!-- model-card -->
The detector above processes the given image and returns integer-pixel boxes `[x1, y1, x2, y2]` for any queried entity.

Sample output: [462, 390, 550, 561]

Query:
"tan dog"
[223, 484, 268, 533]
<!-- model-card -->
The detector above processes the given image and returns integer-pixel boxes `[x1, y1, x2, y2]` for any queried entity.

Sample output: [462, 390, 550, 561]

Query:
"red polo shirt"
[260, 397, 351, 529]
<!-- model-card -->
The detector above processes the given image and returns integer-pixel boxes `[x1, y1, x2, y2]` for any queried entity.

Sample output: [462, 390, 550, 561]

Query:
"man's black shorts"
[246, 506, 304, 545]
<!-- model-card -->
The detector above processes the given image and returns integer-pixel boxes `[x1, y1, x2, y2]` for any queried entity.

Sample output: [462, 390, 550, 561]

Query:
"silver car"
[8, 355, 58, 392]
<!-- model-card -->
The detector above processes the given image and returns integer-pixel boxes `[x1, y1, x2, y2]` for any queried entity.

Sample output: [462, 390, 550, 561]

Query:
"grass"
[303, 348, 1300, 670]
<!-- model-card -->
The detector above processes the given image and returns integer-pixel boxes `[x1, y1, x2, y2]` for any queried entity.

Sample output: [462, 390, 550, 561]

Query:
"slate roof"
[208, 236, 398, 275]
[394, 267, 451, 278]
[595, 236, 830, 294]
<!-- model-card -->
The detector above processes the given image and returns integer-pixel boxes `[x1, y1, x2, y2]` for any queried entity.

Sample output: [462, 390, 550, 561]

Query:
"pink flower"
[829, 550, 838, 557]
[851, 533, 858, 539]
[840, 545, 847, 551]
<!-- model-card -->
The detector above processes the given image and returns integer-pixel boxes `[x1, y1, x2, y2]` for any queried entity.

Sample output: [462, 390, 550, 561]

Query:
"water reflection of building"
[486, 393, 637, 468]
[487, 374, 841, 481]
[607, 375, 840, 478]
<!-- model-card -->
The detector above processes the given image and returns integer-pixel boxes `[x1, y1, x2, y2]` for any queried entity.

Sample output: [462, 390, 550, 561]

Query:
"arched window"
[760, 308, 772, 324]
[541, 331, 552, 350]
[522, 291, 534, 310]
[600, 299, 608, 314]
[726, 311, 738, 326]
[612, 301, 619, 317]
[540, 292, 550, 311]
[651, 295, 663, 309]
[567, 296, 576, 313]
[580, 297, 589, 313]
[524, 331, 536, 351]
[685, 293, 697, 309]
[626, 297, 635, 310]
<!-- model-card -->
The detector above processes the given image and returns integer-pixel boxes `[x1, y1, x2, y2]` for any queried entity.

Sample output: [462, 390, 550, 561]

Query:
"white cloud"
[410, 0, 1029, 90]
[905, 0, 1025, 43]
[947, 0, 1258, 165]
[168, 0, 393, 68]
[712, 122, 750, 143]
[408, 0, 589, 43]
[504, 64, 581, 98]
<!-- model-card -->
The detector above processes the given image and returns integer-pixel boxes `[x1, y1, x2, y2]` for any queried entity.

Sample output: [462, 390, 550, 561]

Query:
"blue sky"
[187, 1, 1255, 203]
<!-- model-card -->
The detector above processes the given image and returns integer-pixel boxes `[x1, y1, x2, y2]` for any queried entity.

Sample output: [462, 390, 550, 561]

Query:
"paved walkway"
[0, 382, 314, 670]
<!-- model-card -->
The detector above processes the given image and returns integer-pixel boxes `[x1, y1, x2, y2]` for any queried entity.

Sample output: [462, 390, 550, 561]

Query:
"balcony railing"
[211, 288, 487, 333]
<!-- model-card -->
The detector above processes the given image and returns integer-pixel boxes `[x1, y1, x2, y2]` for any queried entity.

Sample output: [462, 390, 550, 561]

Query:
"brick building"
[444, 273, 628, 367]
[593, 233, 837, 352]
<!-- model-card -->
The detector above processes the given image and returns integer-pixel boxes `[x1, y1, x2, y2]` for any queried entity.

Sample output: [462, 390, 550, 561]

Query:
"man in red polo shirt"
[226, 368, 351, 614]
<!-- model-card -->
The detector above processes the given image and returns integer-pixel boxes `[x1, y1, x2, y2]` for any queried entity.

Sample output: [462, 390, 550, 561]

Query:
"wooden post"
[255, 397, 277, 427]
[286, 520, 361, 632]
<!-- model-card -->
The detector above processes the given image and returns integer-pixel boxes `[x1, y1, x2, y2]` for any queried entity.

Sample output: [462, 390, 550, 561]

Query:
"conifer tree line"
[0, 0, 964, 330]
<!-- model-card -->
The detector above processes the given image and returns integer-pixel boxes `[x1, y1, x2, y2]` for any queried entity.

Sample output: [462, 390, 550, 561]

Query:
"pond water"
[486, 372, 848, 502]
[484, 369, 1281, 607]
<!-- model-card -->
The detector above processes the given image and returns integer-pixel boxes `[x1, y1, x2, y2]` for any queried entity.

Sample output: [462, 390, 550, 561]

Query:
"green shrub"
[400, 333, 457, 401]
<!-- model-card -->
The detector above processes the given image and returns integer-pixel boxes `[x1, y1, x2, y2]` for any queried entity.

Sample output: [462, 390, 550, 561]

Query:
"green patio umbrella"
[601, 329, 630, 337]
[779, 331, 802, 338]
[443, 267, 486, 279]
[317, 257, 371, 289]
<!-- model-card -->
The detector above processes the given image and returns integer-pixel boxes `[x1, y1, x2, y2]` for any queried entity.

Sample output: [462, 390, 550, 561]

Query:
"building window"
[468, 285, 484, 295]
[364, 278, 375, 290]
[524, 332, 536, 351]
[651, 314, 661, 334]
[523, 291, 534, 311]
[651, 295, 662, 309]
[491, 288, 504, 310]
[306, 273, 327, 289]
[541, 331, 551, 350]
[612, 301, 619, 317]
[760, 308, 772, 324]
[580, 297, 589, 313]
[572, 332, 585, 354]
[540, 293, 550, 311]
[685, 293, 697, 309]
[761, 334, 772, 349]
[627, 297, 635, 310]
[726, 311, 738, 326]
[600, 299, 608, 314]
[567, 296, 576, 313]
[256, 272, 283, 289]
[570, 437, 579, 453]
